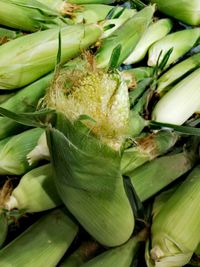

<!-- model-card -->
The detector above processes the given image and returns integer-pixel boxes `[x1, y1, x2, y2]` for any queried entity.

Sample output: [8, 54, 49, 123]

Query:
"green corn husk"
[0, 27, 22, 45]
[129, 150, 196, 202]
[121, 130, 178, 175]
[152, 67, 200, 125]
[5, 164, 61, 213]
[0, 208, 78, 267]
[68, 0, 116, 4]
[156, 52, 200, 95]
[195, 243, 200, 256]
[0, 212, 8, 248]
[151, 185, 179, 220]
[0, 128, 44, 175]
[72, 4, 136, 24]
[27, 132, 50, 165]
[0, 92, 15, 104]
[148, 28, 200, 68]
[95, 5, 155, 69]
[59, 240, 101, 267]
[0, 74, 52, 140]
[46, 113, 134, 247]
[0, 0, 68, 32]
[150, 0, 200, 26]
[121, 67, 153, 84]
[81, 230, 146, 267]
[0, 23, 102, 90]
[124, 18, 173, 65]
[147, 165, 200, 267]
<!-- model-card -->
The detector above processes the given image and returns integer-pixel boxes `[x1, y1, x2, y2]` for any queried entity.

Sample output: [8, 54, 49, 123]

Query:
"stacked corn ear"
[0, 73, 52, 139]
[129, 149, 196, 202]
[5, 164, 61, 213]
[122, 67, 153, 84]
[147, 165, 200, 267]
[44, 62, 137, 246]
[148, 28, 200, 68]
[150, 0, 200, 26]
[124, 18, 173, 65]
[46, 113, 134, 247]
[156, 52, 200, 95]
[0, 128, 44, 175]
[59, 240, 101, 267]
[72, 4, 136, 24]
[0, 208, 78, 267]
[152, 67, 200, 125]
[81, 230, 146, 267]
[0, 0, 68, 32]
[0, 23, 102, 89]
[0, 212, 8, 248]
[95, 5, 155, 69]
[121, 130, 178, 174]
[0, 27, 22, 45]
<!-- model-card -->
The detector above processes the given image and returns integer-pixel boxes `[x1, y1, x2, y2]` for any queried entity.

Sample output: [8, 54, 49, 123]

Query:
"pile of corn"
[0, 0, 200, 266]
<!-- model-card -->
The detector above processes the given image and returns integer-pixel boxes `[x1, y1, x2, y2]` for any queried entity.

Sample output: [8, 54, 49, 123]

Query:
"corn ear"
[122, 67, 153, 84]
[73, 4, 136, 24]
[148, 28, 200, 68]
[5, 164, 61, 213]
[0, 212, 7, 248]
[59, 241, 100, 267]
[0, 92, 15, 104]
[121, 131, 178, 174]
[81, 230, 146, 267]
[46, 113, 134, 247]
[156, 52, 200, 95]
[124, 18, 173, 65]
[0, 208, 78, 267]
[0, 0, 68, 32]
[0, 24, 102, 89]
[0, 74, 51, 139]
[95, 5, 155, 69]
[152, 68, 200, 125]
[0, 128, 44, 175]
[129, 151, 195, 202]
[150, 0, 200, 26]
[149, 165, 200, 267]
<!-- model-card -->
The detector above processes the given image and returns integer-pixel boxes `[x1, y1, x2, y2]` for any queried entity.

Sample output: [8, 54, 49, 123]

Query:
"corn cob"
[5, 164, 61, 213]
[148, 28, 200, 68]
[0, 208, 78, 267]
[0, 23, 101, 89]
